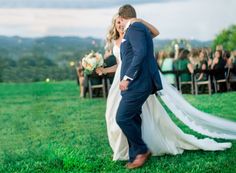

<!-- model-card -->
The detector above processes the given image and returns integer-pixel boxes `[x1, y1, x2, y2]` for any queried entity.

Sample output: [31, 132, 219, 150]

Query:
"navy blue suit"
[116, 22, 162, 162]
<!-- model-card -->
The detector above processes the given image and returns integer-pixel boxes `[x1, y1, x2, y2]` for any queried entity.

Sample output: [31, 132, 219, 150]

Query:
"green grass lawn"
[0, 81, 236, 173]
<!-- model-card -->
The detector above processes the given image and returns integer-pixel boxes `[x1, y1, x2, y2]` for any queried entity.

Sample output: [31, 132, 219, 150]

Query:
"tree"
[164, 39, 192, 52]
[212, 25, 236, 51]
[0, 55, 16, 82]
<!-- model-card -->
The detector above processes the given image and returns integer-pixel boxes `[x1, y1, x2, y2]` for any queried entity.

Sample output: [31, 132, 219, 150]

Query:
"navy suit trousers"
[116, 91, 150, 162]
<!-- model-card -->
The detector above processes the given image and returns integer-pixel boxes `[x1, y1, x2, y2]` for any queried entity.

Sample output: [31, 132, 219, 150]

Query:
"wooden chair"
[194, 70, 212, 95]
[213, 68, 230, 93]
[178, 71, 194, 94]
[87, 73, 106, 98]
[228, 68, 236, 90]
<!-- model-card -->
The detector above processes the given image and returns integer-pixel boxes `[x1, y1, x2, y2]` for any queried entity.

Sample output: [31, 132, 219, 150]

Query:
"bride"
[96, 14, 236, 161]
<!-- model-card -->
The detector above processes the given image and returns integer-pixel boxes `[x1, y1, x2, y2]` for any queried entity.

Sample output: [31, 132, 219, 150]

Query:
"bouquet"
[81, 51, 104, 75]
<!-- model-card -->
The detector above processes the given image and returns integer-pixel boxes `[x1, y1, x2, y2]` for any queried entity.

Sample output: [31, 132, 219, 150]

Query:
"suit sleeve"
[124, 24, 147, 80]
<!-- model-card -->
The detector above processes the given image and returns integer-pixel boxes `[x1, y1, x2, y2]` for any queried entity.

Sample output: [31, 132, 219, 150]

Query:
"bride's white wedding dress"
[106, 45, 236, 161]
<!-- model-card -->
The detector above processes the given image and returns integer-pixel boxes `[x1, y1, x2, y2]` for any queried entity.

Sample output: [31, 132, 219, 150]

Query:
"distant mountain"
[153, 39, 212, 51]
[0, 36, 212, 61]
[0, 36, 104, 61]
[0, 36, 105, 82]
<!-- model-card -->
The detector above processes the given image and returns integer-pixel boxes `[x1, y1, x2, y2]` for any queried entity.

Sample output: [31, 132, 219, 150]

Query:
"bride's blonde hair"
[105, 14, 120, 51]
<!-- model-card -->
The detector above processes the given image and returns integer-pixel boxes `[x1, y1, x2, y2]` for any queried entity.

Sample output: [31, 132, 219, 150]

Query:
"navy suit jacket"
[120, 22, 163, 94]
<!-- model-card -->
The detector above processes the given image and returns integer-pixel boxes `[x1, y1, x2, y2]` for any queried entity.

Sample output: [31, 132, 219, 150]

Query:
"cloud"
[0, 0, 184, 9]
[0, 0, 235, 40]
[136, 0, 236, 40]
[0, 8, 115, 37]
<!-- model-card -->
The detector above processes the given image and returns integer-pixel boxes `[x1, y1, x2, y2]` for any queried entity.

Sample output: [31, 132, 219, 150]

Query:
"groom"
[116, 4, 163, 169]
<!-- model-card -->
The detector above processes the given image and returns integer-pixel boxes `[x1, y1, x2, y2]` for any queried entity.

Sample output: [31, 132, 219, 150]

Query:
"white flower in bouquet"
[81, 51, 104, 75]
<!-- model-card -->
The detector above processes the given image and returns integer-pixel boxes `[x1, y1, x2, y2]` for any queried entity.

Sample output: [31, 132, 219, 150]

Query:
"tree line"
[0, 24, 235, 83]
[0, 36, 103, 82]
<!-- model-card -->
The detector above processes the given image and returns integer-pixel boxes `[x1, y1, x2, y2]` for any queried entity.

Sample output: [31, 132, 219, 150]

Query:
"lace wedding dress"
[105, 45, 236, 161]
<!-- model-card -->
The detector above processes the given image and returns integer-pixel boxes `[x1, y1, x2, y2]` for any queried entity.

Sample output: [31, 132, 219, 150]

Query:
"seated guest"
[161, 51, 175, 85]
[232, 50, 236, 74]
[95, 48, 117, 94]
[155, 51, 160, 68]
[211, 50, 226, 80]
[174, 49, 194, 82]
[228, 50, 236, 90]
[96, 49, 117, 76]
[206, 48, 214, 67]
[157, 51, 167, 69]
[77, 61, 85, 97]
[103, 49, 117, 84]
[211, 50, 227, 92]
[196, 49, 208, 81]
[189, 48, 200, 69]
[223, 50, 232, 68]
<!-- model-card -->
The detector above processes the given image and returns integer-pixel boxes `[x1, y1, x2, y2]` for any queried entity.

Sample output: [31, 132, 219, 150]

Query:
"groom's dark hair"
[118, 4, 136, 19]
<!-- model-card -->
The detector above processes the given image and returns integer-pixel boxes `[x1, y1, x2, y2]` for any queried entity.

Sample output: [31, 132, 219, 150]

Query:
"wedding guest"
[232, 50, 236, 72]
[211, 50, 227, 92]
[204, 47, 213, 67]
[96, 48, 117, 93]
[232, 51, 236, 89]
[77, 61, 85, 97]
[189, 48, 200, 69]
[155, 51, 160, 68]
[196, 49, 208, 81]
[161, 51, 175, 85]
[211, 50, 226, 79]
[223, 50, 232, 68]
[226, 50, 236, 90]
[105, 51, 117, 82]
[174, 49, 194, 82]
[157, 50, 167, 68]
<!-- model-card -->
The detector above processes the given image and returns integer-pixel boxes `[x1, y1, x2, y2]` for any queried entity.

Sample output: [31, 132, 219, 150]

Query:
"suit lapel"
[120, 25, 132, 61]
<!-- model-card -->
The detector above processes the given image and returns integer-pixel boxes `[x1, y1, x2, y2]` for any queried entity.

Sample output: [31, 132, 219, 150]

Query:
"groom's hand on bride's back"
[119, 80, 130, 91]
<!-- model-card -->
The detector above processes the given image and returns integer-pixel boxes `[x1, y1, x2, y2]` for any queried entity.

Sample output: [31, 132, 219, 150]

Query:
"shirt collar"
[124, 20, 131, 32]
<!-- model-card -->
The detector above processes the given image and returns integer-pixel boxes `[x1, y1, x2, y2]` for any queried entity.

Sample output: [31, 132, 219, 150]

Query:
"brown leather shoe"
[125, 151, 151, 169]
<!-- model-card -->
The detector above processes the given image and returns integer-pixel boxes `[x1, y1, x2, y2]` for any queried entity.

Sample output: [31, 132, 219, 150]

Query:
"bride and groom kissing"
[116, 4, 162, 169]
[101, 4, 236, 170]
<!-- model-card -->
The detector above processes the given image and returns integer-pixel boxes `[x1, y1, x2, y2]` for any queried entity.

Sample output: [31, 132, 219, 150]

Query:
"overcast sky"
[0, 0, 235, 40]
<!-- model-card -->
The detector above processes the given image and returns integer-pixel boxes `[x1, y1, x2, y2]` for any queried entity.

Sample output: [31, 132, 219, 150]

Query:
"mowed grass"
[0, 81, 236, 173]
